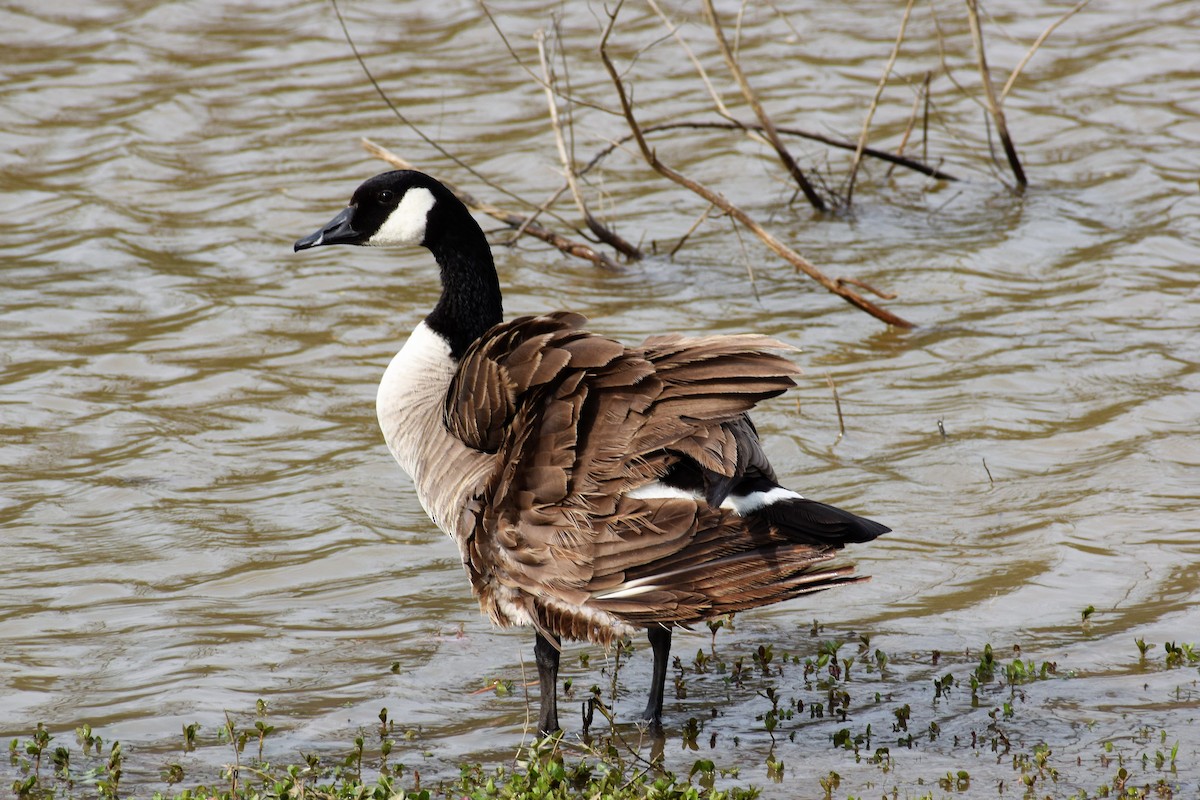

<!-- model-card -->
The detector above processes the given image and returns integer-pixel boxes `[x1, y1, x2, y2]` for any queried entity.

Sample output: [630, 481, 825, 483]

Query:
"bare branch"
[510, 183, 570, 244]
[477, 0, 616, 115]
[826, 373, 845, 445]
[362, 139, 621, 270]
[536, 29, 642, 260]
[669, 202, 716, 258]
[645, 0, 748, 126]
[598, 4, 914, 328]
[331, 0, 542, 212]
[729, 214, 760, 303]
[965, 0, 1027, 186]
[647, 0, 788, 159]
[702, 0, 827, 211]
[887, 71, 932, 180]
[845, 0, 916, 206]
[1000, 0, 1093, 102]
[581, 120, 959, 182]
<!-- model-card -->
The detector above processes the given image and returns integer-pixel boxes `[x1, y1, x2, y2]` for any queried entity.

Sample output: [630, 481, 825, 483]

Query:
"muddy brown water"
[2, 0, 1198, 795]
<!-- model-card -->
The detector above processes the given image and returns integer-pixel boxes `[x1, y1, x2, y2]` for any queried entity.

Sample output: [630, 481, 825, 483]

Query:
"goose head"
[294, 170, 503, 358]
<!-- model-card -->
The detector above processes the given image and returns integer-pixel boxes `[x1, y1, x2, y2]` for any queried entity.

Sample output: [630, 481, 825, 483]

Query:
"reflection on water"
[2, 0, 1198, 793]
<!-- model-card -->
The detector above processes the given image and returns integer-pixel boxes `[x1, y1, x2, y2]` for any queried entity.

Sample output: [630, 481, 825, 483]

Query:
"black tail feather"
[750, 496, 890, 545]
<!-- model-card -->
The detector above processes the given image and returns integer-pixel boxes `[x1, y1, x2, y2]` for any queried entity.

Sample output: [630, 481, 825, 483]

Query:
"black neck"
[423, 215, 503, 360]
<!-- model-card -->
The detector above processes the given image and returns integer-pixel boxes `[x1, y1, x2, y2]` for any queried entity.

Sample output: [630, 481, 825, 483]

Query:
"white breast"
[375, 322, 491, 539]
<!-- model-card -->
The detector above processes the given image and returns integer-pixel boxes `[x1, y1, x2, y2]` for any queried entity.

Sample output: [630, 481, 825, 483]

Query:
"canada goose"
[294, 170, 890, 734]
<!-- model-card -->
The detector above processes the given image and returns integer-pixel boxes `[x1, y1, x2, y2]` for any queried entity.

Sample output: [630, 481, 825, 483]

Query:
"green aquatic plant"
[97, 740, 123, 800]
[181, 722, 200, 753]
[1136, 637, 1155, 658]
[1163, 641, 1198, 668]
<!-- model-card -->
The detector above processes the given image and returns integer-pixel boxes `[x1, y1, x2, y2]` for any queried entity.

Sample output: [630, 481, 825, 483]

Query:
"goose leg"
[642, 625, 673, 728]
[534, 632, 561, 734]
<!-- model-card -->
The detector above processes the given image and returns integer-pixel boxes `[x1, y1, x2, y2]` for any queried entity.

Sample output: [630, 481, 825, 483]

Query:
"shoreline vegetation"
[9, 628, 1197, 799]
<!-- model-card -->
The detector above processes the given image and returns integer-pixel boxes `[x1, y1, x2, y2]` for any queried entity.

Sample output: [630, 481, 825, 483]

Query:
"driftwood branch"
[702, 0, 826, 211]
[598, 3, 914, 329]
[361, 138, 621, 270]
[965, 0, 1027, 187]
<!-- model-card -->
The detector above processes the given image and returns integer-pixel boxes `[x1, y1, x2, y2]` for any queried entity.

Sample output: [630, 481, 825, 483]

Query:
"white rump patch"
[368, 186, 436, 246]
[723, 487, 804, 515]
[623, 482, 701, 502]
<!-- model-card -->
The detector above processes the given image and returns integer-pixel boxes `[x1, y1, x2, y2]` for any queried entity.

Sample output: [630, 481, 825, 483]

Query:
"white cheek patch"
[367, 186, 436, 246]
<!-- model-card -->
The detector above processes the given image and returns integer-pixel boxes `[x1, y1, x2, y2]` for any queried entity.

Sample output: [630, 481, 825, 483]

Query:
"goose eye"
[378, 190, 395, 204]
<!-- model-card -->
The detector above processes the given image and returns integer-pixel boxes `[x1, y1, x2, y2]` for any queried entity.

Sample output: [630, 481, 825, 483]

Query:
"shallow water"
[2, 0, 1199, 795]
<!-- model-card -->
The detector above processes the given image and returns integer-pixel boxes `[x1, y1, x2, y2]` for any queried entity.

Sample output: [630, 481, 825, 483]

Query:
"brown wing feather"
[446, 313, 854, 644]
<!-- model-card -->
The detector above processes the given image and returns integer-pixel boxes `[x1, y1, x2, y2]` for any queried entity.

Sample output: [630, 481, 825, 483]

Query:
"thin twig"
[516, 648, 532, 758]
[927, 0, 1018, 183]
[646, 0, 788, 166]
[702, 0, 827, 211]
[511, 183, 571, 244]
[598, 6, 914, 328]
[836, 276, 898, 300]
[760, 0, 804, 40]
[928, 0, 982, 108]
[646, 0, 737, 120]
[580, 120, 959, 182]
[362, 139, 622, 270]
[1000, 0, 1093, 102]
[223, 711, 241, 796]
[826, 373, 845, 445]
[886, 71, 931, 180]
[845, 0, 916, 206]
[729, 215, 760, 303]
[669, 202, 716, 258]
[477, 0, 614, 115]
[331, 0, 550, 213]
[922, 69, 931, 164]
[536, 29, 642, 260]
[965, 0, 1027, 186]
